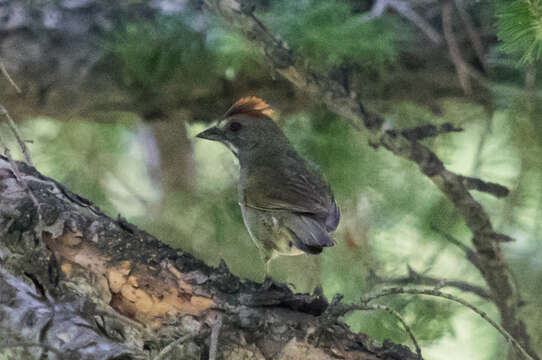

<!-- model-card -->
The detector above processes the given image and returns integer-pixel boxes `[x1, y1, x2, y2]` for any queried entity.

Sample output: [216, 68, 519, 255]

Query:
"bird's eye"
[229, 122, 242, 132]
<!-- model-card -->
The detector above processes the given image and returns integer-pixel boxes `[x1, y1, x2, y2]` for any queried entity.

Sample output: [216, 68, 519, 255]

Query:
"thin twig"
[209, 313, 223, 360]
[361, 303, 423, 359]
[430, 225, 480, 266]
[363, 0, 390, 20]
[0, 61, 22, 94]
[362, 288, 534, 360]
[0, 105, 33, 165]
[364, 0, 443, 44]
[431, 226, 473, 253]
[370, 266, 491, 300]
[154, 333, 198, 360]
[388, 0, 443, 44]
[453, 0, 486, 71]
[442, 3, 471, 94]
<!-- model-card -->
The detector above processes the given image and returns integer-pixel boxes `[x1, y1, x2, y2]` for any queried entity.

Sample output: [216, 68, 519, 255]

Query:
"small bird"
[196, 97, 340, 275]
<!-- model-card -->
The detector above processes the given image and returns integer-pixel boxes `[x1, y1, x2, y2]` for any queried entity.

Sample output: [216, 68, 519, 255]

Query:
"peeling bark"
[0, 157, 417, 359]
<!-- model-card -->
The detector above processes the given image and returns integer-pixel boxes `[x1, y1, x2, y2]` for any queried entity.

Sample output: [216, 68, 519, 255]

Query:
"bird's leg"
[263, 251, 278, 280]
[265, 258, 272, 277]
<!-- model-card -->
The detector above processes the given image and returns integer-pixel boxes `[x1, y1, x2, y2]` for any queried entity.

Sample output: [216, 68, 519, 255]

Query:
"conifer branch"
[202, 2, 539, 358]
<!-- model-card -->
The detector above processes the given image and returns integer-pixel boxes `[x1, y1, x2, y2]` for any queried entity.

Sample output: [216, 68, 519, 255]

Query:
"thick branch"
[202, 2, 539, 359]
[0, 157, 418, 359]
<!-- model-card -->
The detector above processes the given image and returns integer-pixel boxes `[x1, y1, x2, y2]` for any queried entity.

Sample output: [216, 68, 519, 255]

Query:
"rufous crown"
[224, 96, 275, 120]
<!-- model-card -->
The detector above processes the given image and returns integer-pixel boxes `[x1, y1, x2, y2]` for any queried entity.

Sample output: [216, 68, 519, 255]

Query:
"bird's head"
[196, 97, 286, 158]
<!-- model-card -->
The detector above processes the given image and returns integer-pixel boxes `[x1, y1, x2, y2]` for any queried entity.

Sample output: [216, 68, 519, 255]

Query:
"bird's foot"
[262, 276, 274, 290]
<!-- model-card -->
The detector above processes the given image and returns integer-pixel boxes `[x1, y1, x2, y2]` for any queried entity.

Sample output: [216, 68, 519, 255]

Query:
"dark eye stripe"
[229, 122, 242, 132]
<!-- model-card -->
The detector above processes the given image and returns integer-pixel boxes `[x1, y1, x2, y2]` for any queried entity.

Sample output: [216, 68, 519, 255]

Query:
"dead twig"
[430, 226, 482, 269]
[0, 61, 22, 94]
[453, 0, 486, 71]
[442, 3, 471, 94]
[369, 266, 491, 300]
[0, 105, 33, 165]
[363, 0, 443, 44]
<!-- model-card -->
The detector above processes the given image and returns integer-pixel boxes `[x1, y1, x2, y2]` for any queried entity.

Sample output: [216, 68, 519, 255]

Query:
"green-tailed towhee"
[196, 97, 340, 274]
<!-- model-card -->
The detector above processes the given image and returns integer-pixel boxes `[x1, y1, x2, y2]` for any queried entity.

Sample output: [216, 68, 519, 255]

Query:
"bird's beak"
[195, 126, 224, 141]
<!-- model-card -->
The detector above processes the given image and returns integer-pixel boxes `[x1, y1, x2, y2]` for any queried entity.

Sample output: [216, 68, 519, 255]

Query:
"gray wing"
[243, 152, 340, 242]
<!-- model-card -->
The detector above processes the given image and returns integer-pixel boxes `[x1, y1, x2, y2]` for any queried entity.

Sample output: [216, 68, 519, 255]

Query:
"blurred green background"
[1, 0, 541, 359]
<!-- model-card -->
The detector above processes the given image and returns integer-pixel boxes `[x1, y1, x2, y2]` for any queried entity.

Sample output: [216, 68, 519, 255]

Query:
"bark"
[0, 156, 417, 359]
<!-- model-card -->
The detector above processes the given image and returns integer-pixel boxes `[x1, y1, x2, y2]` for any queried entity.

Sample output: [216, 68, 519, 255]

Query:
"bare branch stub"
[0, 61, 22, 94]
[458, 175, 510, 198]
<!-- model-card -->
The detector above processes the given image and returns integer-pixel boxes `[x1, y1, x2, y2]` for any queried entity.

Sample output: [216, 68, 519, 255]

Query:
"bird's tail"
[285, 215, 334, 255]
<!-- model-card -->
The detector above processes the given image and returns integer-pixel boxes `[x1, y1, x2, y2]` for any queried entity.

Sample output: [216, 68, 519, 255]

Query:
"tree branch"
[369, 266, 492, 300]
[453, 0, 486, 71]
[0, 157, 418, 360]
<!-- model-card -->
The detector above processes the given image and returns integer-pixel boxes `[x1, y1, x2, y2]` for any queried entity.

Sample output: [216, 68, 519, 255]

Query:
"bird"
[196, 97, 340, 275]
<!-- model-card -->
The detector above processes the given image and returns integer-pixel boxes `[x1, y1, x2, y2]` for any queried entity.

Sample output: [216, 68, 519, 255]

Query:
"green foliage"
[104, 15, 259, 105]
[105, 15, 215, 97]
[11, 118, 142, 216]
[265, 0, 399, 72]
[206, 27, 261, 80]
[497, 0, 542, 63]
